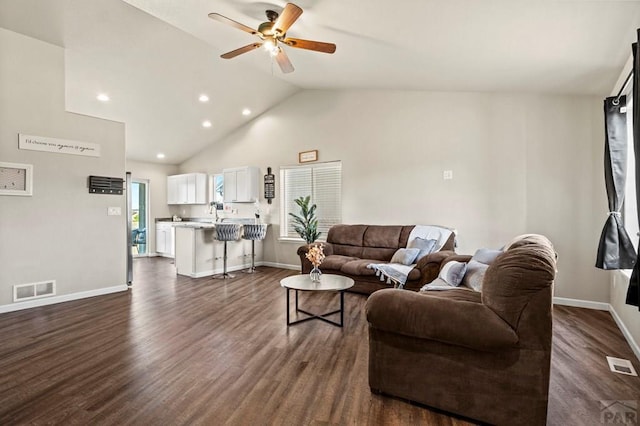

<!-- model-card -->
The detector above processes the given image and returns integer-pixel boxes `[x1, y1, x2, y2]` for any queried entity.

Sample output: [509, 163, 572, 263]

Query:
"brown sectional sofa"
[365, 234, 556, 425]
[297, 224, 456, 294]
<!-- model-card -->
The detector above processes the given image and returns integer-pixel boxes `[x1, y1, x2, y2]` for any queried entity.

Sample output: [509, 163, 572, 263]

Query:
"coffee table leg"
[340, 290, 344, 327]
[286, 288, 290, 325]
[285, 289, 347, 328]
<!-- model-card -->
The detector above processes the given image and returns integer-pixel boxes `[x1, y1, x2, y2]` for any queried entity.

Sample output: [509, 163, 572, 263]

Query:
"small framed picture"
[299, 150, 318, 163]
[0, 161, 33, 196]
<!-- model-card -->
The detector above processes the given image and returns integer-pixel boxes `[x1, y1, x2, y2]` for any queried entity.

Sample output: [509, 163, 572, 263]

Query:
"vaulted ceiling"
[1, 0, 640, 164]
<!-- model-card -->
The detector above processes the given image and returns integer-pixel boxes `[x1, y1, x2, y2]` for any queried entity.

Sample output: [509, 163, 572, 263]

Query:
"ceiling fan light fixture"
[263, 39, 280, 56]
[209, 3, 335, 74]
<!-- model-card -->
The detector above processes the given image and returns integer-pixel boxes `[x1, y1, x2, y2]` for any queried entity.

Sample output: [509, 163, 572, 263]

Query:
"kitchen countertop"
[173, 222, 216, 229]
[160, 218, 269, 230]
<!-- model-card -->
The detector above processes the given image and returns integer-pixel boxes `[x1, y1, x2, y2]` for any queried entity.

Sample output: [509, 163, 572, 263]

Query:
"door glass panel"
[132, 181, 147, 256]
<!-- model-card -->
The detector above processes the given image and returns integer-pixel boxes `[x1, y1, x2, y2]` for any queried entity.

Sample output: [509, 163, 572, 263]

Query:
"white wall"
[126, 160, 178, 254]
[180, 89, 608, 302]
[0, 28, 127, 307]
[612, 271, 640, 358]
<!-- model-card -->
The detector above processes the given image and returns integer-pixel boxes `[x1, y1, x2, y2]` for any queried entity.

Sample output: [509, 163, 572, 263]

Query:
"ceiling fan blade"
[275, 48, 294, 73]
[273, 3, 303, 35]
[282, 38, 336, 54]
[221, 43, 263, 59]
[208, 13, 259, 35]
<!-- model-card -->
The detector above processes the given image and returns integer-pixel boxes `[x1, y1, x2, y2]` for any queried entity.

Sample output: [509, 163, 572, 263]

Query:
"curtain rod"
[614, 70, 634, 105]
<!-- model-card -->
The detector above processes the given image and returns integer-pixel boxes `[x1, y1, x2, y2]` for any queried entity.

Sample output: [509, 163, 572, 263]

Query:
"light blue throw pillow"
[472, 248, 502, 265]
[390, 248, 421, 265]
[408, 237, 438, 261]
[438, 260, 467, 286]
[420, 260, 468, 291]
[461, 248, 503, 292]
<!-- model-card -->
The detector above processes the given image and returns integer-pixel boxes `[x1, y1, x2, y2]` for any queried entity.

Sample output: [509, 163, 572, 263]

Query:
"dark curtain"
[628, 36, 640, 308]
[596, 95, 635, 269]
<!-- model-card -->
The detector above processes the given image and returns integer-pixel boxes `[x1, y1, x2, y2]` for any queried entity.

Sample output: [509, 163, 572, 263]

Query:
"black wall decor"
[264, 167, 275, 204]
[88, 176, 124, 195]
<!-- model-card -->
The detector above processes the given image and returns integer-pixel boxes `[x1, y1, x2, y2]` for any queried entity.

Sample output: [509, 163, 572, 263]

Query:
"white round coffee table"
[280, 274, 354, 327]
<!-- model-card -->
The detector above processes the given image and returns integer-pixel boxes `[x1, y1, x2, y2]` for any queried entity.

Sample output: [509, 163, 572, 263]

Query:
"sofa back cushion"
[328, 224, 418, 261]
[327, 224, 367, 258]
[361, 225, 405, 261]
[481, 234, 556, 330]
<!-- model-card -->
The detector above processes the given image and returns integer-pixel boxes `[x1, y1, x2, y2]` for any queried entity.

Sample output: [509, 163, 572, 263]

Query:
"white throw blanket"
[366, 225, 455, 289]
[367, 263, 415, 288]
[408, 225, 454, 251]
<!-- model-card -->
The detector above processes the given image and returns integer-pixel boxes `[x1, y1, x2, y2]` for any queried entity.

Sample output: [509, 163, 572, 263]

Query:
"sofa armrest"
[415, 250, 456, 284]
[297, 242, 334, 257]
[440, 254, 473, 267]
[365, 289, 518, 351]
[297, 243, 334, 273]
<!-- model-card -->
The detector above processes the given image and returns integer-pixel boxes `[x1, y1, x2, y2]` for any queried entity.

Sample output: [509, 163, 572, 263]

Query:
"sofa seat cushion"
[341, 259, 379, 276]
[321, 255, 359, 271]
[339, 259, 422, 281]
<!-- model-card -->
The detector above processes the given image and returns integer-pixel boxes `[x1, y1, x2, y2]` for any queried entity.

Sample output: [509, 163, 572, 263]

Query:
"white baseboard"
[554, 296, 640, 362]
[260, 261, 299, 271]
[0, 284, 129, 314]
[609, 304, 640, 363]
[553, 297, 609, 311]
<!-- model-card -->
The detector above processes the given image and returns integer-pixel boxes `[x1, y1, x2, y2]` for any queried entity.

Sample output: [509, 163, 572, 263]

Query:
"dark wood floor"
[0, 258, 639, 425]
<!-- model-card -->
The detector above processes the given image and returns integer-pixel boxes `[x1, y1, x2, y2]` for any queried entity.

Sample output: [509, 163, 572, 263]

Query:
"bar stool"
[214, 223, 242, 279]
[242, 223, 268, 273]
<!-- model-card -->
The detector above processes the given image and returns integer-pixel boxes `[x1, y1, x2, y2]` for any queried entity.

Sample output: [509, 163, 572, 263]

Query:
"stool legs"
[215, 240, 234, 279]
[244, 240, 258, 273]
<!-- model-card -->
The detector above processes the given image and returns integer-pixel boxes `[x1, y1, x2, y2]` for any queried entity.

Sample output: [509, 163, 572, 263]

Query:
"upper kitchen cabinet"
[167, 173, 207, 205]
[223, 166, 259, 203]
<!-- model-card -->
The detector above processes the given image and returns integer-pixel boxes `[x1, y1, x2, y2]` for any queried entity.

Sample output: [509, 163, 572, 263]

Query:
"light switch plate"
[108, 207, 121, 216]
[443, 170, 453, 180]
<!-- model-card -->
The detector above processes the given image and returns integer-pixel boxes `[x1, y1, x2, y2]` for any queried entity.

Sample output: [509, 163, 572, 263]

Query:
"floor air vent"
[13, 280, 56, 302]
[606, 356, 638, 376]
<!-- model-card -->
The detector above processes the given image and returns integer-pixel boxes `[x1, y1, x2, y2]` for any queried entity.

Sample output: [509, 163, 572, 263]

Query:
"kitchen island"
[173, 220, 266, 278]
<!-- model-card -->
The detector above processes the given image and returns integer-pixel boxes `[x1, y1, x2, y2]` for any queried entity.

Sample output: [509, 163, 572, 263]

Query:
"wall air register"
[88, 176, 124, 195]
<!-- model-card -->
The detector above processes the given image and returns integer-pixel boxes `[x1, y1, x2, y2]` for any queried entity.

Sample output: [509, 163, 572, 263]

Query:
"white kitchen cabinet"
[222, 166, 259, 203]
[155, 223, 175, 258]
[167, 173, 207, 205]
[175, 227, 217, 277]
[167, 175, 180, 205]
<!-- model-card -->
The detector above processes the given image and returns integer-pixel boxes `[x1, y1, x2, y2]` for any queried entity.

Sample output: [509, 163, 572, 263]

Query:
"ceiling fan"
[208, 3, 336, 74]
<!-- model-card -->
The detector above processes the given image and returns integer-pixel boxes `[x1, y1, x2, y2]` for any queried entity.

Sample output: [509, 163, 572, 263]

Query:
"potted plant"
[289, 195, 320, 244]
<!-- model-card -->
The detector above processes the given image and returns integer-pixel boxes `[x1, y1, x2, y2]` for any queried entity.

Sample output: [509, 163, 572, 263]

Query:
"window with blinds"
[280, 161, 342, 240]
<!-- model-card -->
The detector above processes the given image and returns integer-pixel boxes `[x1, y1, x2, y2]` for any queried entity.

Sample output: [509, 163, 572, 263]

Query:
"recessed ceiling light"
[242, 108, 251, 116]
[97, 93, 110, 102]
[202, 120, 212, 128]
[157, 153, 165, 159]
[199, 94, 209, 103]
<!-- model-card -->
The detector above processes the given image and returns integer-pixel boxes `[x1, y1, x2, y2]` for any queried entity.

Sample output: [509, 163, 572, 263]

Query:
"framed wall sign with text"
[0, 161, 33, 196]
[299, 150, 318, 163]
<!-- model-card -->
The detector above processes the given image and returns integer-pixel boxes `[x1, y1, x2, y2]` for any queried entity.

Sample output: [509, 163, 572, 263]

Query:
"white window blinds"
[280, 161, 342, 240]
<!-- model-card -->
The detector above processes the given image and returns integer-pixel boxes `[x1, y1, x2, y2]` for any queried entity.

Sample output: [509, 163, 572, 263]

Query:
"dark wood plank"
[0, 258, 637, 425]
[549, 305, 640, 425]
